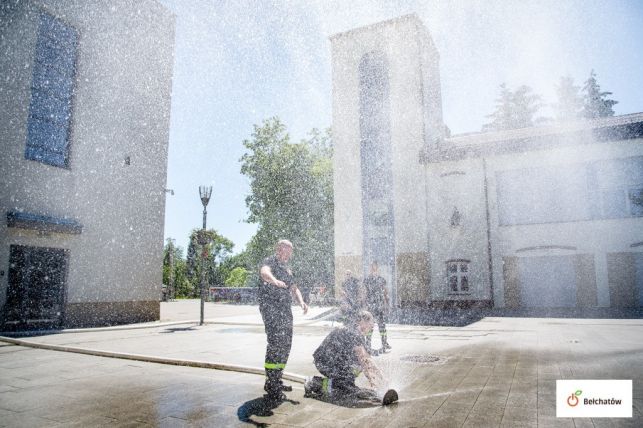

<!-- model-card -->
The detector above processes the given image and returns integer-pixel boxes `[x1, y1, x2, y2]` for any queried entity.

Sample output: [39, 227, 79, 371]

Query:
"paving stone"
[1, 303, 642, 426]
[278, 406, 329, 426]
[507, 392, 538, 409]
[537, 402, 557, 418]
[471, 399, 506, 417]
[0, 411, 60, 428]
[425, 413, 468, 428]
[591, 418, 643, 428]
[571, 418, 596, 428]
[502, 405, 537, 425]
[308, 418, 350, 428]
[0, 384, 18, 394]
[462, 412, 503, 428]
[348, 414, 392, 428]
[500, 419, 536, 428]
[49, 415, 121, 428]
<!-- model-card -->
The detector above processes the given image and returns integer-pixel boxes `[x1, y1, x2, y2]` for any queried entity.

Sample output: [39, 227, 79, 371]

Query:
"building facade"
[0, 0, 175, 329]
[331, 15, 643, 310]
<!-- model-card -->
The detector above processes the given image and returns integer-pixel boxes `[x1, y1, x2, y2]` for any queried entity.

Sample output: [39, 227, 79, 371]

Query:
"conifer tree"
[553, 76, 583, 121]
[582, 69, 618, 118]
[483, 84, 541, 131]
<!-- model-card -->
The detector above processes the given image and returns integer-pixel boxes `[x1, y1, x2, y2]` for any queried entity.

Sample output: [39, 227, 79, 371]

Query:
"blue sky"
[159, 0, 643, 254]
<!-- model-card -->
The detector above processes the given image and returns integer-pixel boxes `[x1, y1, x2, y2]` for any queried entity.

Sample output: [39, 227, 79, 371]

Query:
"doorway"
[2, 245, 69, 330]
[518, 255, 577, 307]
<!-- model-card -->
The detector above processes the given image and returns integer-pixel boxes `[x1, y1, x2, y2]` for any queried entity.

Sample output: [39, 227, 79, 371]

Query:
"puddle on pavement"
[399, 354, 445, 365]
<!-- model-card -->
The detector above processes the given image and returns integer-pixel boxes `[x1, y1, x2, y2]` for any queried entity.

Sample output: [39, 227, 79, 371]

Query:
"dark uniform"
[363, 273, 390, 351]
[341, 276, 362, 323]
[307, 327, 365, 399]
[258, 255, 294, 397]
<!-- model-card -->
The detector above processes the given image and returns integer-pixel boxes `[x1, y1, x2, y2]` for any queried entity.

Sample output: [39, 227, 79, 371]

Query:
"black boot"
[264, 369, 287, 401]
[278, 380, 292, 392]
[382, 334, 392, 351]
[304, 376, 325, 398]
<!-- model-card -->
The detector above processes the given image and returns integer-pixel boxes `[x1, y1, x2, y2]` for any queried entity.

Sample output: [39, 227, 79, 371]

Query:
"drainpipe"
[483, 158, 495, 308]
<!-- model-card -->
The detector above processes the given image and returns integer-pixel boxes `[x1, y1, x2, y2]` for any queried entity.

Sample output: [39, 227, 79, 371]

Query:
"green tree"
[483, 84, 542, 131]
[240, 117, 334, 291]
[185, 228, 234, 293]
[162, 239, 191, 298]
[225, 267, 249, 287]
[218, 251, 253, 287]
[582, 69, 618, 118]
[553, 76, 583, 121]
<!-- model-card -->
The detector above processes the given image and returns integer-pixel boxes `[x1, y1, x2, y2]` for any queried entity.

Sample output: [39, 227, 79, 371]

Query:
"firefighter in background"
[339, 270, 363, 324]
[258, 239, 309, 401]
[363, 261, 391, 353]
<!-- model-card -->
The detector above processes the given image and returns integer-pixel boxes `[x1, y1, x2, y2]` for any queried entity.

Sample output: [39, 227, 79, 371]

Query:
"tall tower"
[331, 14, 443, 306]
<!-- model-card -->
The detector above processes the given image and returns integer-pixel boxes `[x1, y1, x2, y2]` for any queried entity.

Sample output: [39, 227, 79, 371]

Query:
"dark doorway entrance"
[2, 245, 68, 331]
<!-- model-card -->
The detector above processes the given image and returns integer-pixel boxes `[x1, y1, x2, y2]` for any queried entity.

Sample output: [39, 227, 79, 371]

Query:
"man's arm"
[291, 285, 309, 314]
[383, 279, 390, 308]
[357, 281, 366, 307]
[355, 345, 383, 389]
[338, 283, 347, 300]
[260, 265, 287, 289]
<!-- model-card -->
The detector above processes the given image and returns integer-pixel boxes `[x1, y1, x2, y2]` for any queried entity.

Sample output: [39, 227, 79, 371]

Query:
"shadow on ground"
[391, 308, 488, 327]
[389, 307, 643, 327]
[237, 396, 299, 427]
[159, 326, 197, 333]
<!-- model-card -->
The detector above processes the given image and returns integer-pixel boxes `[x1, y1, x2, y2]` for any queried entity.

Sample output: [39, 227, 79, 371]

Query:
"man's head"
[275, 239, 293, 262]
[370, 261, 379, 275]
[355, 310, 375, 335]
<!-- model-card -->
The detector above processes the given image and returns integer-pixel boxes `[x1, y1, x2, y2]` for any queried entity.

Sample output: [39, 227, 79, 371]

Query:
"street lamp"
[198, 185, 212, 325]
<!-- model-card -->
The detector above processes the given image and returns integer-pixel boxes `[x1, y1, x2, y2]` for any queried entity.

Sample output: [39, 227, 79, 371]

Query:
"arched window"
[358, 52, 395, 276]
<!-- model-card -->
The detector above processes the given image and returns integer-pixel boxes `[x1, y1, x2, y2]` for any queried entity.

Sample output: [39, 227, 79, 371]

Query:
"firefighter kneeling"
[305, 310, 384, 403]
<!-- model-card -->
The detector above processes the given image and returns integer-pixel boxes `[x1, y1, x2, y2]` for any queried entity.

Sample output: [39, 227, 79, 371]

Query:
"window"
[496, 156, 643, 225]
[628, 187, 643, 217]
[446, 260, 470, 293]
[496, 164, 591, 225]
[25, 13, 78, 168]
[359, 51, 395, 269]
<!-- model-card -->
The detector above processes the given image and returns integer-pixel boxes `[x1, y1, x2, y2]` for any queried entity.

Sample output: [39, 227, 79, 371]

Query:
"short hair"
[356, 310, 374, 323]
[276, 239, 293, 250]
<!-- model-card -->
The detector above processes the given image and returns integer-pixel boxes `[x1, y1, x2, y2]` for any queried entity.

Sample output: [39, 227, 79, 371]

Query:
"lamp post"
[198, 185, 212, 326]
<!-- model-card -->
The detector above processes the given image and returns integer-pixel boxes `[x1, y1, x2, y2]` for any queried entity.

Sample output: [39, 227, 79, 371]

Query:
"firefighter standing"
[339, 270, 363, 324]
[363, 262, 391, 353]
[258, 239, 308, 401]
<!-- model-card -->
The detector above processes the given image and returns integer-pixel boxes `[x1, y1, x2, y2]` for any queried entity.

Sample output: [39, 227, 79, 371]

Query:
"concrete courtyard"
[1, 300, 642, 427]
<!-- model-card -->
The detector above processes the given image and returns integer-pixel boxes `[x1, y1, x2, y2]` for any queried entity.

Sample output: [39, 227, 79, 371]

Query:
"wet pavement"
[1, 300, 642, 427]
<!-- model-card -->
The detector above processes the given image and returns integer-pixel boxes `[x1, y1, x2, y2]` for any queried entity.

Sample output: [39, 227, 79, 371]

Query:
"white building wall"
[0, 0, 175, 326]
[486, 138, 643, 308]
[425, 159, 491, 302]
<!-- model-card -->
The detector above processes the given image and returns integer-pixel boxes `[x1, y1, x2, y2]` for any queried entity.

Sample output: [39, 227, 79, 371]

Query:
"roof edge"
[447, 112, 643, 146]
[330, 13, 423, 40]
